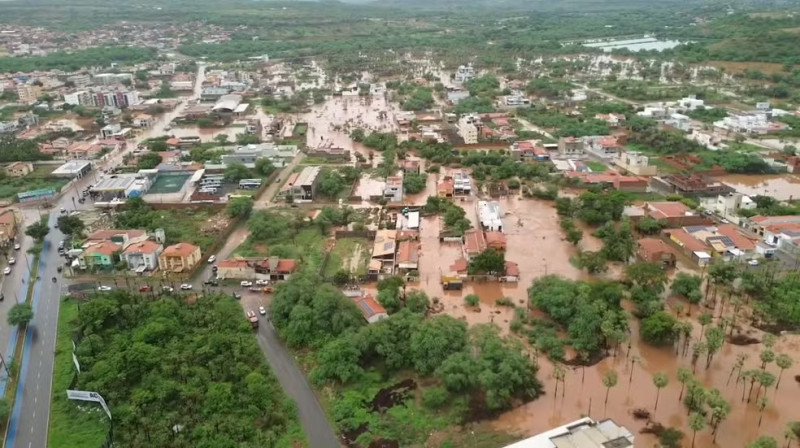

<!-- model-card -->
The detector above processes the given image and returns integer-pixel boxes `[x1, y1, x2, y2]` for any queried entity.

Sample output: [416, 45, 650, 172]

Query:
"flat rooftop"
[92, 175, 139, 191]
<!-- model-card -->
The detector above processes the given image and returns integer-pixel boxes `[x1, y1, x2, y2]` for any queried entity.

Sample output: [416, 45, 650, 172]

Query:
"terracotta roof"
[647, 201, 692, 220]
[716, 224, 756, 250]
[281, 172, 300, 193]
[218, 259, 248, 268]
[86, 229, 146, 242]
[598, 136, 619, 148]
[123, 240, 162, 254]
[353, 295, 387, 320]
[162, 242, 199, 258]
[450, 258, 468, 273]
[165, 138, 181, 146]
[275, 259, 297, 273]
[464, 229, 486, 255]
[505, 261, 520, 277]
[85, 241, 120, 257]
[396, 240, 420, 264]
[638, 238, 675, 257]
[0, 210, 15, 225]
[516, 141, 535, 150]
[485, 231, 506, 248]
[438, 179, 454, 194]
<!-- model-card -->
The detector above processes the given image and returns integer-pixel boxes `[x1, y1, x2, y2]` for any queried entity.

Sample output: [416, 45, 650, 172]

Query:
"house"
[485, 231, 507, 251]
[371, 229, 397, 275]
[477, 201, 503, 232]
[463, 229, 487, 258]
[664, 224, 756, 263]
[122, 240, 163, 272]
[613, 150, 657, 176]
[4, 161, 34, 177]
[510, 140, 549, 162]
[714, 192, 756, 225]
[501, 261, 520, 282]
[558, 137, 584, 157]
[133, 113, 154, 128]
[290, 166, 321, 202]
[0, 209, 17, 244]
[503, 418, 633, 448]
[79, 241, 120, 270]
[84, 229, 148, 249]
[564, 171, 649, 193]
[403, 160, 420, 175]
[353, 295, 389, 324]
[596, 136, 621, 155]
[396, 240, 420, 271]
[67, 142, 103, 159]
[384, 176, 403, 202]
[217, 259, 250, 279]
[438, 178, 454, 197]
[255, 257, 297, 281]
[504, 91, 531, 107]
[454, 64, 475, 84]
[594, 113, 626, 126]
[651, 174, 735, 198]
[644, 201, 709, 227]
[453, 171, 472, 195]
[678, 95, 705, 111]
[742, 215, 800, 242]
[457, 114, 480, 144]
[637, 238, 677, 267]
[158, 242, 202, 273]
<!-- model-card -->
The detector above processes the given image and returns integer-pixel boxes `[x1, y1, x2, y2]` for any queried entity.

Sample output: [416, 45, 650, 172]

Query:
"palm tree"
[763, 333, 777, 349]
[785, 421, 800, 448]
[652, 372, 668, 411]
[758, 396, 769, 428]
[677, 367, 692, 400]
[689, 411, 706, 448]
[602, 370, 618, 407]
[775, 354, 794, 390]
[755, 371, 775, 402]
[691, 341, 707, 373]
[761, 349, 775, 370]
[728, 353, 748, 386]
[553, 364, 566, 399]
[698, 312, 712, 338]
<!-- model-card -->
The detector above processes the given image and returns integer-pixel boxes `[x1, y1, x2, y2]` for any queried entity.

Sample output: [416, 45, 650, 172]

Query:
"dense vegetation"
[0, 47, 156, 73]
[69, 291, 303, 447]
[0, 136, 52, 163]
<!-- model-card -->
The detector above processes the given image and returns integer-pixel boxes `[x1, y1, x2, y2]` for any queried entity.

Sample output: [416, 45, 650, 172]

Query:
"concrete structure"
[714, 113, 788, 135]
[454, 64, 475, 84]
[457, 114, 480, 144]
[613, 150, 657, 176]
[396, 240, 420, 271]
[558, 137, 584, 157]
[353, 295, 389, 324]
[511, 140, 549, 162]
[122, 240, 163, 272]
[503, 418, 633, 448]
[216, 257, 298, 281]
[158, 242, 201, 273]
[290, 166, 321, 202]
[713, 192, 756, 225]
[384, 176, 403, 202]
[91, 174, 151, 200]
[637, 238, 677, 267]
[743, 215, 800, 247]
[651, 174, 734, 198]
[212, 94, 243, 113]
[594, 113, 626, 126]
[16, 83, 41, 104]
[678, 95, 705, 111]
[100, 123, 121, 139]
[218, 143, 297, 169]
[644, 201, 709, 227]
[51, 160, 92, 178]
[477, 200, 503, 232]
[453, 171, 472, 195]
[664, 224, 756, 263]
[4, 161, 33, 177]
[504, 91, 531, 107]
[371, 230, 397, 275]
[79, 241, 119, 269]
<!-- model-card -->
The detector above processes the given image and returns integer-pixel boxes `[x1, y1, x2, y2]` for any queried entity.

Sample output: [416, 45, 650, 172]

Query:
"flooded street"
[716, 174, 800, 201]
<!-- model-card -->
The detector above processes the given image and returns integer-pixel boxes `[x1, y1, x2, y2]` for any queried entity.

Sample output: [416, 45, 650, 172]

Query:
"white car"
[748, 259, 759, 266]
[208, 255, 216, 263]
[13, 243, 20, 250]
[255, 279, 269, 286]
[259, 306, 267, 315]
[97, 285, 113, 291]
[7, 257, 15, 265]
[162, 286, 175, 292]
[180, 283, 193, 290]
[3, 267, 10, 275]
[240, 281, 253, 287]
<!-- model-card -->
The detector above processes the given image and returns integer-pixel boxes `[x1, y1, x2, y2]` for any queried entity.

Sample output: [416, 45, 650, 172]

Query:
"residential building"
[371, 229, 397, 275]
[664, 224, 756, 263]
[504, 91, 531, 107]
[396, 240, 420, 271]
[16, 83, 41, 104]
[290, 166, 321, 201]
[403, 160, 420, 175]
[4, 161, 34, 177]
[714, 113, 788, 135]
[84, 229, 148, 249]
[565, 171, 649, 193]
[651, 174, 735, 198]
[463, 228, 487, 258]
[457, 114, 479, 144]
[558, 137, 584, 157]
[613, 150, 657, 176]
[214, 257, 298, 281]
[384, 176, 403, 202]
[454, 64, 475, 84]
[477, 201, 503, 232]
[714, 192, 756, 224]
[742, 215, 800, 247]
[217, 259, 249, 279]
[678, 95, 705, 111]
[665, 113, 692, 132]
[306, 139, 350, 162]
[503, 417, 633, 448]
[158, 242, 202, 273]
[485, 231, 507, 251]
[511, 140, 549, 162]
[133, 113, 153, 128]
[63, 90, 92, 106]
[438, 178, 454, 197]
[0, 209, 17, 244]
[93, 73, 133, 86]
[446, 88, 469, 104]
[644, 201, 710, 227]
[594, 113, 626, 126]
[637, 238, 677, 267]
[79, 241, 120, 269]
[122, 240, 163, 272]
[453, 171, 472, 195]
[353, 295, 389, 324]
[100, 123, 122, 139]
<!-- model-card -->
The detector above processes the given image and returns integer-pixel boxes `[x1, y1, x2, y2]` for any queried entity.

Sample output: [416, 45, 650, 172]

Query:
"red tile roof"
[162, 242, 199, 258]
[647, 201, 692, 220]
[353, 295, 387, 320]
[638, 238, 675, 258]
[463, 229, 487, 255]
[485, 231, 507, 249]
[396, 240, 420, 264]
[85, 241, 120, 257]
[450, 258, 468, 273]
[275, 259, 297, 273]
[716, 224, 756, 250]
[123, 240, 162, 254]
[217, 259, 248, 269]
[505, 261, 520, 277]
[87, 229, 146, 242]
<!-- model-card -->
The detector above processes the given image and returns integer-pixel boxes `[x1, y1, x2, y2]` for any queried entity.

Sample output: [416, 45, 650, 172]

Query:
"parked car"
[748, 259, 760, 266]
[60, 208, 67, 214]
[212, 265, 218, 272]
[259, 306, 267, 315]
[162, 286, 175, 292]
[255, 279, 269, 286]
[207, 255, 216, 263]
[180, 284, 193, 290]
[232, 292, 242, 300]
[203, 278, 218, 286]
[13, 243, 20, 250]
[139, 285, 151, 292]
[240, 281, 253, 287]
[97, 285, 113, 291]
[8, 257, 15, 265]
[3, 267, 10, 275]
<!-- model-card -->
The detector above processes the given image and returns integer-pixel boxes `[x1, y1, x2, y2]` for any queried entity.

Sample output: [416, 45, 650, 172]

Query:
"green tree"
[318, 170, 345, 197]
[224, 162, 252, 182]
[25, 218, 50, 242]
[464, 294, 480, 307]
[677, 367, 693, 400]
[704, 326, 725, 368]
[467, 249, 505, 275]
[574, 250, 607, 274]
[7, 303, 33, 327]
[0, 398, 9, 421]
[636, 216, 666, 234]
[760, 349, 775, 370]
[410, 315, 468, 375]
[149, 140, 168, 152]
[659, 428, 684, 448]
[775, 353, 793, 389]
[652, 372, 668, 411]
[626, 261, 668, 293]
[226, 196, 254, 218]
[56, 214, 85, 237]
[640, 311, 677, 346]
[689, 412, 706, 448]
[698, 312, 712, 338]
[309, 332, 364, 385]
[748, 436, 778, 448]
[214, 134, 229, 145]
[402, 173, 427, 194]
[602, 370, 618, 406]
[136, 151, 163, 170]
[254, 158, 276, 177]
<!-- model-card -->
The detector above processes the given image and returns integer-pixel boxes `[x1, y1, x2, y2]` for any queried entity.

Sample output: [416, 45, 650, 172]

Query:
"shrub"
[422, 386, 449, 409]
[464, 294, 480, 307]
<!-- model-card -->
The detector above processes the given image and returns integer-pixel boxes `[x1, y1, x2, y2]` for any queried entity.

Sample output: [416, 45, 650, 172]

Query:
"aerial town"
[0, 1, 799, 447]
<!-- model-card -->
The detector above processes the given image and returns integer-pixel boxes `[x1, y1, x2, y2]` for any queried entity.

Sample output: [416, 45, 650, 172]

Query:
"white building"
[505, 91, 531, 107]
[458, 114, 480, 145]
[665, 112, 692, 132]
[503, 418, 633, 448]
[63, 90, 92, 106]
[714, 192, 756, 224]
[453, 171, 472, 195]
[678, 95, 705, 111]
[384, 176, 403, 202]
[477, 200, 503, 232]
[613, 150, 657, 176]
[454, 64, 475, 84]
[714, 114, 774, 134]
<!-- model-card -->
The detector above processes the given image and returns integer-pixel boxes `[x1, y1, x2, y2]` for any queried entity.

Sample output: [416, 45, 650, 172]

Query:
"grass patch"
[300, 157, 345, 165]
[0, 165, 69, 201]
[649, 157, 681, 174]
[585, 161, 608, 172]
[236, 228, 326, 268]
[293, 124, 308, 137]
[48, 299, 108, 448]
[323, 237, 371, 277]
[116, 205, 228, 253]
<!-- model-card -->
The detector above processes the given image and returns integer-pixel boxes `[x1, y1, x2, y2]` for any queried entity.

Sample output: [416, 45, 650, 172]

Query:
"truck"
[246, 310, 259, 329]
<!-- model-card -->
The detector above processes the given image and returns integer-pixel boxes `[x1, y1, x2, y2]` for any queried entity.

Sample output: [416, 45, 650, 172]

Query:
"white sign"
[67, 390, 111, 420]
[72, 352, 80, 374]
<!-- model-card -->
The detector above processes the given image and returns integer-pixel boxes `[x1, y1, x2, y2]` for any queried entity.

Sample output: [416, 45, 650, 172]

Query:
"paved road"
[255, 320, 340, 448]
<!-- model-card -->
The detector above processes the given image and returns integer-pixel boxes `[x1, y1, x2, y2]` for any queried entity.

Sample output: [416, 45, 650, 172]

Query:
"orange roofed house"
[353, 295, 389, 324]
[158, 242, 201, 272]
[637, 238, 677, 267]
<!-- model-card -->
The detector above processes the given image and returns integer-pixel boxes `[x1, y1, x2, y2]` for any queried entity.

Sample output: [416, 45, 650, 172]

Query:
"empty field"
[323, 237, 371, 277]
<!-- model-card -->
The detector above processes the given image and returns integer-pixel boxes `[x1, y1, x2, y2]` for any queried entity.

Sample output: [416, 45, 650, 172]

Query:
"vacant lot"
[323, 237, 371, 277]
[0, 165, 69, 201]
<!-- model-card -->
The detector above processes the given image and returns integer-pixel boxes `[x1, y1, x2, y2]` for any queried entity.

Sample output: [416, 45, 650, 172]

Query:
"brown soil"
[728, 334, 760, 346]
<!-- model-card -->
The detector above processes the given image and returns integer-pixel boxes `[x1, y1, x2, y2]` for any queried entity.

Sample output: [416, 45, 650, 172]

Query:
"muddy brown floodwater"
[715, 174, 800, 201]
